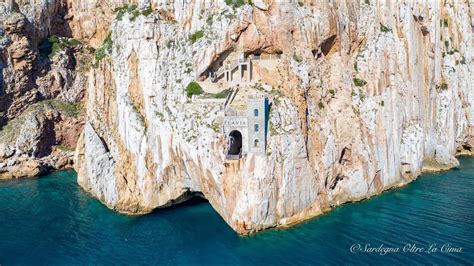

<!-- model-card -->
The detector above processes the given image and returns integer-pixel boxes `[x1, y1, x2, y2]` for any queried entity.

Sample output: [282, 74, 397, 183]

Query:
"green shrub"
[460, 56, 466, 65]
[41, 35, 81, 59]
[114, 4, 151, 21]
[269, 121, 277, 136]
[293, 54, 303, 63]
[50, 42, 61, 58]
[213, 88, 232, 99]
[93, 32, 113, 68]
[209, 122, 220, 133]
[225, 0, 246, 8]
[142, 7, 153, 17]
[351, 90, 357, 97]
[353, 77, 367, 87]
[130, 10, 141, 21]
[365, 0, 370, 5]
[115, 4, 137, 20]
[185, 82, 204, 98]
[444, 40, 449, 49]
[297, 1, 304, 7]
[206, 15, 213, 25]
[352, 107, 360, 115]
[44, 99, 83, 118]
[380, 100, 385, 107]
[329, 89, 336, 96]
[190, 30, 204, 44]
[87, 47, 96, 54]
[318, 100, 325, 109]
[354, 61, 358, 72]
[54, 145, 75, 152]
[443, 19, 448, 27]
[63, 38, 81, 47]
[380, 23, 392, 33]
[440, 83, 448, 90]
[49, 35, 59, 44]
[447, 49, 458, 55]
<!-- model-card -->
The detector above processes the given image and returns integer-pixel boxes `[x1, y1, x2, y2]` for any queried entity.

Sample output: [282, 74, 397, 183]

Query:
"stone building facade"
[223, 96, 268, 159]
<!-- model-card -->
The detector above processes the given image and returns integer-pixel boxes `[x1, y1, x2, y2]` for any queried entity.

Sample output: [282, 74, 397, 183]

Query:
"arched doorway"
[228, 130, 242, 155]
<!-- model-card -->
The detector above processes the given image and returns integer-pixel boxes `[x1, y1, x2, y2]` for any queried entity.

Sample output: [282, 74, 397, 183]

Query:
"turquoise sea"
[0, 157, 473, 265]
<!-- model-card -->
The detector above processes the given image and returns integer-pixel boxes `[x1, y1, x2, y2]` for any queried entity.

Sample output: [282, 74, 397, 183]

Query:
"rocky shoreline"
[1, 0, 473, 234]
[0, 101, 83, 179]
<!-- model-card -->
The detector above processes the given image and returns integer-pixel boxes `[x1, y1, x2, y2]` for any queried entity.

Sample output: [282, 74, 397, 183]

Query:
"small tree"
[185, 82, 204, 98]
[380, 23, 392, 33]
[318, 100, 325, 109]
[190, 30, 204, 44]
[353, 77, 367, 87]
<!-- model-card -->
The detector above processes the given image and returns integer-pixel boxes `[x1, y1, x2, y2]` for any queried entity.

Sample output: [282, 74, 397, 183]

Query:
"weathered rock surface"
[71, 1, 473, 234]
[0, 0, 85, 178]
[1, 0, 473, 234]
[0, 100, 83, 179]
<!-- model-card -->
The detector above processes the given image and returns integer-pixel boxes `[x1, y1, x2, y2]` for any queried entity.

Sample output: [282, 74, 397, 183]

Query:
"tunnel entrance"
[228, 130, 242, 157]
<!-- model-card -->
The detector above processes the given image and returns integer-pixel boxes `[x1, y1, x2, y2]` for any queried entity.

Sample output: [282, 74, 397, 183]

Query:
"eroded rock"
[73, 1, 473, 234]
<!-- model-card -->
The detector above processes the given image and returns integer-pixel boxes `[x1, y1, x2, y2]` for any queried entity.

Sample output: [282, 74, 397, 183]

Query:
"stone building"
[223, 95, 268, 159]
[210, 53, 252, 83]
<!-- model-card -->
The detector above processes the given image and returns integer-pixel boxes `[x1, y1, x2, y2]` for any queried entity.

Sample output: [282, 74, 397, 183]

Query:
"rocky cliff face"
[0, 0, 85, 178]
[72, 0, 473, 234]
[3, 0, 473, 234]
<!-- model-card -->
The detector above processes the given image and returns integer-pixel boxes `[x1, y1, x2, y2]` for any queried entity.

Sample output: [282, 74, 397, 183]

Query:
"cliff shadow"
[151, 191, 209, 215]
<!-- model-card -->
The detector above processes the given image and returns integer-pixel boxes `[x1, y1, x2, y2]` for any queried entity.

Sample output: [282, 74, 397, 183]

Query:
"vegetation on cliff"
[38, 35, 81, 59]
[93, 32, 113, 68]
[185, 82, 204, 98]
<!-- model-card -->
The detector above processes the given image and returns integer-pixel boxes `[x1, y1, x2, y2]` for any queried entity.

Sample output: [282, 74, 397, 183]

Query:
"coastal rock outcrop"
[0, 100, 83, 179]
[0, 0, 85, 178]
[2, 0, 472, 234]
[73, 1, 473, 234]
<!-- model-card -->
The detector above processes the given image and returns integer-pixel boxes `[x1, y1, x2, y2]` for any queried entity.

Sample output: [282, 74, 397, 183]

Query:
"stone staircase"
[210, 58, 249, 82]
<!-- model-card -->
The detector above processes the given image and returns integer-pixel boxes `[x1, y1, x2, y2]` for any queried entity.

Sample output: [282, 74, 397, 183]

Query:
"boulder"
[0, 144, 15, 159]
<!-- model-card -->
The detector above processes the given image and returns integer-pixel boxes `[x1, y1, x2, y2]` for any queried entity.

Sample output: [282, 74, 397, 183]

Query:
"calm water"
[0, 157, 473, 265]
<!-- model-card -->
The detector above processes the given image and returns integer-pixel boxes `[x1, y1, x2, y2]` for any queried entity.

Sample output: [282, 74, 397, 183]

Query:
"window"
[254, 139, 259, 147]
[254, 109, 259, 117]
[254, 124, 259, 132]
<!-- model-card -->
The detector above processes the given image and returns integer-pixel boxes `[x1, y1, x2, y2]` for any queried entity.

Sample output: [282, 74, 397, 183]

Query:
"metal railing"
[224, 107, 246, 116]
[210, 58, 250, 82]
[250, 54, 282, 60]
[224, 87, 238, 107]
[248, 93, 268, 100]
[209, 54, 282, 82]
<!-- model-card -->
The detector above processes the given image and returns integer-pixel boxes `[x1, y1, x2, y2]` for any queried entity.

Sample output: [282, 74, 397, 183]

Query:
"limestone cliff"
[3, 0, 473, 234]
[71, 0, 473, 234]
[0, 0, 85, 178]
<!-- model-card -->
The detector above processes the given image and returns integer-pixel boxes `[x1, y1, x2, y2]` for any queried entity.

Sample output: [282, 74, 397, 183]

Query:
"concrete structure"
[210, 54, 252, 83]
[223, 95, 268, 159]
[208, 53, 282, 84]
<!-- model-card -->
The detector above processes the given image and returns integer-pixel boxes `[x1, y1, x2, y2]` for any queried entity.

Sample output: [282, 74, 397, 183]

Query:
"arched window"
[254, 109, 259, 117]
[254, 124, 259, 132]
[254, 139, 259, 147]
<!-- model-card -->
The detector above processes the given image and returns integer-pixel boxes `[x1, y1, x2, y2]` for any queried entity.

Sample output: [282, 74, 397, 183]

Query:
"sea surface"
[0, 157, 473, 265]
